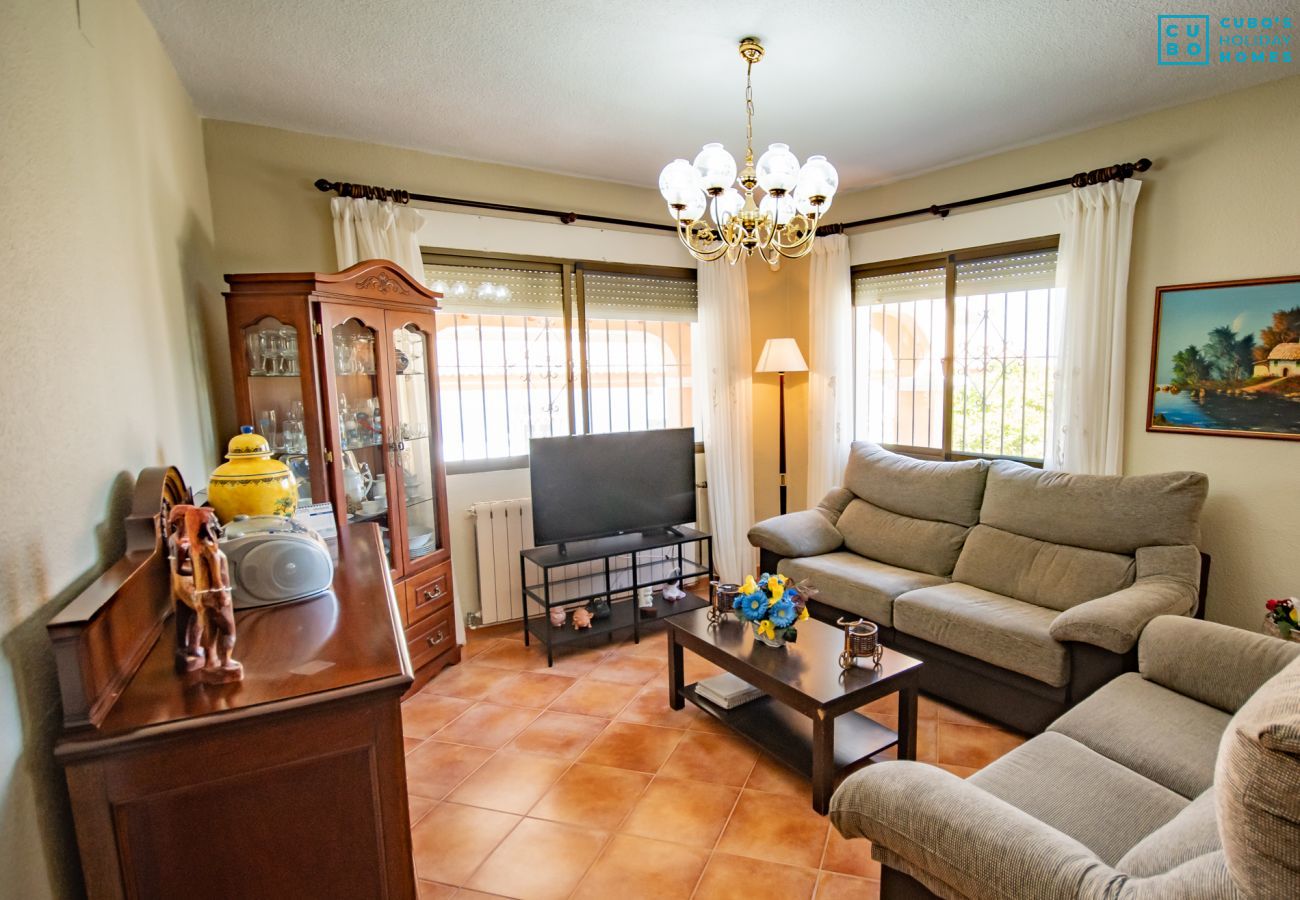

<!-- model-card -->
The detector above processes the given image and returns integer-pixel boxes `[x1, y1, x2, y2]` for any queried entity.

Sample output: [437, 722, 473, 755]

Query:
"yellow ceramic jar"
[208, 426, 298, 523]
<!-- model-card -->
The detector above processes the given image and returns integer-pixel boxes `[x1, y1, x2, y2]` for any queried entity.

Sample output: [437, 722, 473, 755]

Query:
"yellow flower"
[740, 575, 758, 595]
[798, 606, 809, 621]
[1291, 607, 1298, 624]
[756, 619, 776, 640]
[768, 594, 780, 607]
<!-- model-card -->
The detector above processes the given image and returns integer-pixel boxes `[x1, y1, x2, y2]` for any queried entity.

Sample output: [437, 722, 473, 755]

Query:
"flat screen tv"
[529, 428, 697, 547]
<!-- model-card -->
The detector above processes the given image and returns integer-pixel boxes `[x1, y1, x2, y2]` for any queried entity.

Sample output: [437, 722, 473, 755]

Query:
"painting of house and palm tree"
[1149, 275, 1300, 441]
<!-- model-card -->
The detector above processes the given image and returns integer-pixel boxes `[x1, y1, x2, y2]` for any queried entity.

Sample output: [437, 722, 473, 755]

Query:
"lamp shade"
[755, 337, 808, 373]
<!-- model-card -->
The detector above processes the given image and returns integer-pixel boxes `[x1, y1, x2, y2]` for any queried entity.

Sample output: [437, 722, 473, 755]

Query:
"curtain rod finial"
[314, 178, 336, 193]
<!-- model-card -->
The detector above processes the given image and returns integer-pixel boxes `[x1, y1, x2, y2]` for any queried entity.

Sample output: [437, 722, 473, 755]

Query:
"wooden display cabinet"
[224, 260, 458, 692]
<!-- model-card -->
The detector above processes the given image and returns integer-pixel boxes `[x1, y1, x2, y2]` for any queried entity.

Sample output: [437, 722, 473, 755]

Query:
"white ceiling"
[140, 0, 1294, 191]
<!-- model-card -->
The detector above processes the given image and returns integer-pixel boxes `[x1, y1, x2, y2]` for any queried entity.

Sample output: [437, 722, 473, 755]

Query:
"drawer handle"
[426, 628, 447, 648]
[422, 584, 446, 603]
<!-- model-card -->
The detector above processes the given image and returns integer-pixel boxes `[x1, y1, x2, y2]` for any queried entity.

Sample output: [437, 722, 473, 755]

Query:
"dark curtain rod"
[312, 157, 1151, 237]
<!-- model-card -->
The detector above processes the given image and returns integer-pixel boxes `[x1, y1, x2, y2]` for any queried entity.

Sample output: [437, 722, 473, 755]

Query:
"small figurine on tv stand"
[167, 505, 243, 683]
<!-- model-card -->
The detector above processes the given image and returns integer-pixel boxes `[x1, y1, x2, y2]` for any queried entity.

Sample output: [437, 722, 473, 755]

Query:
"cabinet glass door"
[241, 315, 313, 503]
[328, 313, 396, 570]
[390, 318, 444, 568]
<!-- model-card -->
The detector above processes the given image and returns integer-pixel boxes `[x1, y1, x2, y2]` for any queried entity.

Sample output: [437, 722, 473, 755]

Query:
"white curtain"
[696, 260, 756, 580]
[331, 196, 427, 283]
[1048, 179, 1142, 474]
[806, 233, 854, 503]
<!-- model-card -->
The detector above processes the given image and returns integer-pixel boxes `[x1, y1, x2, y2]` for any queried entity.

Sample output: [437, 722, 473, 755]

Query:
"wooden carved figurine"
[167, 504, 243, 683]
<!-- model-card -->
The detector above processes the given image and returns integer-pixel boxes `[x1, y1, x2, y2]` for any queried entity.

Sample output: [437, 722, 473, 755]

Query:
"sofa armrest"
[1049, 578, 1196, 654]
[830, 763, 1115, 900]
[747, 510, 843, 559]
[1049, 544, 1202, 654]
[1139, 615, 1300, 714]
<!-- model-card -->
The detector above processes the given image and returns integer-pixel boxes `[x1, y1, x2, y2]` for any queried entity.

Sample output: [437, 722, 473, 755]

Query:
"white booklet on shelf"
[696, 673, 764, 709]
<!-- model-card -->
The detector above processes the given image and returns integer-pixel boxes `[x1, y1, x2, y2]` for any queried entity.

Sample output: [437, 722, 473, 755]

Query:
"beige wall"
[0, 0, 220, 896]
[827, 75, 1300, 630]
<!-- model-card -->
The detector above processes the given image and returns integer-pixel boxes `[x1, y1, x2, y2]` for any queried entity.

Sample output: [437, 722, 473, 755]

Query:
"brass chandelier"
[659, 38, 839, 265]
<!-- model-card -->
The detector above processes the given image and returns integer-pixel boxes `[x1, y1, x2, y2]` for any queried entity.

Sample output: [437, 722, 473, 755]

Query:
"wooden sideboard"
[50, 468, 417, 900]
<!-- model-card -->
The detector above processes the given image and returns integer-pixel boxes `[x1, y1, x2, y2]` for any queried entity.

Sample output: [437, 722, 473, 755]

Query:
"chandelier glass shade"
[659, 38, 839, 265]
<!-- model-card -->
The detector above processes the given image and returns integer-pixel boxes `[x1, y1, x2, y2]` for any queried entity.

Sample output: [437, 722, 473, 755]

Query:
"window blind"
[955, 249, 1059, 294]
[425, 263, 564, 316]
[853, 267, 947, 305]
[580, 270, 698, 322]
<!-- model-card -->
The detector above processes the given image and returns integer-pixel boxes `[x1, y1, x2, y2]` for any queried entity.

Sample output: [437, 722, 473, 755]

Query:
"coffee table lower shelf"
[680, 683, 899, 781]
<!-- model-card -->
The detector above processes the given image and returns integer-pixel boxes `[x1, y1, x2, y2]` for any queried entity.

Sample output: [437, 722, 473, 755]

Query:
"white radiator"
[469, 484, 712, 627]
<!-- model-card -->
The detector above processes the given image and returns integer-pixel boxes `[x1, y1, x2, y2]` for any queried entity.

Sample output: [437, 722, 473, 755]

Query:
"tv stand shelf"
[520, 528, 714, 666]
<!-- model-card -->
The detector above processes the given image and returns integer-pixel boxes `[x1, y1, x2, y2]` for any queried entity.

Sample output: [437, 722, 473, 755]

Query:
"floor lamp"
[755, 338, 808, 515]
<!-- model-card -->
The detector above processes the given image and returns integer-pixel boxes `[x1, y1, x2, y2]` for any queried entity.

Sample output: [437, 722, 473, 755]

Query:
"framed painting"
[1148, 274, 1300, 441]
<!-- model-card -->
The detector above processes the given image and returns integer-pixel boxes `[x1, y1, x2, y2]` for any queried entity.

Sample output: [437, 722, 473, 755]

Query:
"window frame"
[850, 235, 1060, 467]
[423, 249, 700, 474]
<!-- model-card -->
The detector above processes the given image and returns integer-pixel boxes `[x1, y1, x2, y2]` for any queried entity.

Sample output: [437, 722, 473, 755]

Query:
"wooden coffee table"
[667, 608, 922, 814]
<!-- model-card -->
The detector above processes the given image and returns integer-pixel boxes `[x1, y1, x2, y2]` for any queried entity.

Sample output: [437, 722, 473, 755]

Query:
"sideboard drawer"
[405, 562, 452, 627]
[407, 604, 454, 671]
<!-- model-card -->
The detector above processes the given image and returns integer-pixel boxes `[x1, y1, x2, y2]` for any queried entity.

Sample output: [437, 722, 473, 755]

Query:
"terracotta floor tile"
[410, 802, 519, 886]
[745, 754, 810, 798]
[528, 645, 614, 676]
[917, 695, 942, 721]
[508, 710, 609, 759]
[474, 640, 550, 671]
[658, 730, 759, 786]
[446, 750, 570, 814]
[683, 655, 724, 682]
[937, 762, 980, 778]
[716, 789, 829, 870]
[572, 833, 709, 900]
[617, 684, 708, 730]
[424, 663, 520, 701]
[692, 852, 817, 900]
[416, 879, 458, 900]
[816, 871, 881, 899]
[434, 702, 540, 749]
[858, 694, 900, 716]
[460, 637, 502, 661]
[935, 700, 999, 728]
[822, 829, 881, 880]
[408, 794, 436, 826]
[466, 817, 608, 900]
[619, 776, 739, 846]
[587, 653, 667, 686]
[549, 678, 640, 718]
[936, 722, 1025, 768]
[866, 713, 939, 763]
[403, 694, 475, 739]
[618, 630, 670, 658]
[452, 891, 510, 899]
[530, 763, 651, 829]
[578, 722, 684, 773]
[404, 737, 424, 755]
[685, 711, 732, 734]
[406, 740, 495, 800]
[493, 671, 576, 709]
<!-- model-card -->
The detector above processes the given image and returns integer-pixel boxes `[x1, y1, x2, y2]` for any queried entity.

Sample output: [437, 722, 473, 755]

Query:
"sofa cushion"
[1049, 672, 1230, 798]
[979, 460, 1207, 554]
[1215, 655, 1300, 898]
[837, 499, 969, 577]
[1117, 788, 1220, 877]
[894, 583, 1068, 686]
[951, 525, 1136, 611]
[843, 442, 989, 527]
[969, 731, 1187, 866]
[779, 552, 946, 627]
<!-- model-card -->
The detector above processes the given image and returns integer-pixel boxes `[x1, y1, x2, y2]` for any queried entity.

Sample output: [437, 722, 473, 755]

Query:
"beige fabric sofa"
[830, 616, 1300, 899]
[748, 442, 1208, 731]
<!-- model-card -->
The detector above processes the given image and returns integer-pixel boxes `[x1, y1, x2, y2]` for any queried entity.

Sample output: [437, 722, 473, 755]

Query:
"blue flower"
[768, 597, 798, 628]
[735, 591, 769, 622]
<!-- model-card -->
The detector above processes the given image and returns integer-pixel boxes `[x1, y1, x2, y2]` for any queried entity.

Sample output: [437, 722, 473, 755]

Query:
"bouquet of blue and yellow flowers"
[734, 572, 810, 646]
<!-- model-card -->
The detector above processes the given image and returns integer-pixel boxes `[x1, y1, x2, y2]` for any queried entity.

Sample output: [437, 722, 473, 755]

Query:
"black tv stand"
[640, 526, 684, 538]
[520, 527, 714, 666]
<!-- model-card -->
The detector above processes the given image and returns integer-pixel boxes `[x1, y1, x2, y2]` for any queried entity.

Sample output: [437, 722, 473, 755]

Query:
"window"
[852, 238, 1061, 462]
[427, 254, 696, 465]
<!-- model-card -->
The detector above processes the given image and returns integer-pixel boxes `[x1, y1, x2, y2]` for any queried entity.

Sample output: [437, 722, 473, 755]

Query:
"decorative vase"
[208, 426, 298, 523]
[588, 597, 612, 620]
[752, 623, 787, 648]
